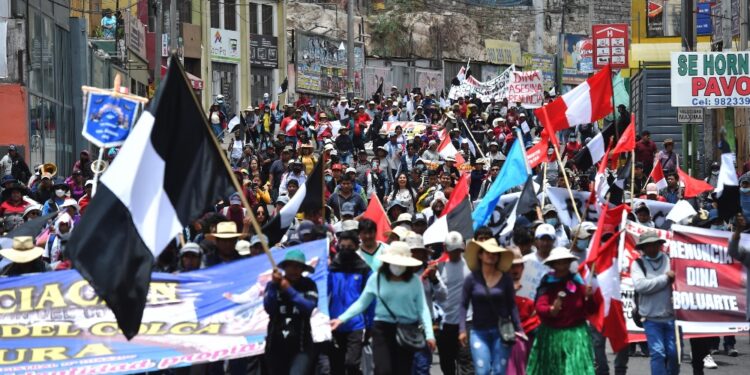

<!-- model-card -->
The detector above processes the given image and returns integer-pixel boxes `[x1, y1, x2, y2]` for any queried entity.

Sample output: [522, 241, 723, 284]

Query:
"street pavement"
[429, 334, 750, 374]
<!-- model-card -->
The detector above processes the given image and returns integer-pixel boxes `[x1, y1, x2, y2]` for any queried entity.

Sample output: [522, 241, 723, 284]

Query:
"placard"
[508, 70, 544, 108]
[83, 93, 141, 147]
[671, 51, 750, 107]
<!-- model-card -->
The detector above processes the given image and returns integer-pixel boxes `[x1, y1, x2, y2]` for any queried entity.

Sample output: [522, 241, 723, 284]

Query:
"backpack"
[632, 258, 646, 328]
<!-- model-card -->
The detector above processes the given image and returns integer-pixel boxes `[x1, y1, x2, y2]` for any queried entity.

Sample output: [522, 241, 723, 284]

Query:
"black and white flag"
[67, 57, 235, 339]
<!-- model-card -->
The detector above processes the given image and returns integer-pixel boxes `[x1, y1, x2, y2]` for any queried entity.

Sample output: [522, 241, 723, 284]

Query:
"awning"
[161, 65, 204, 90]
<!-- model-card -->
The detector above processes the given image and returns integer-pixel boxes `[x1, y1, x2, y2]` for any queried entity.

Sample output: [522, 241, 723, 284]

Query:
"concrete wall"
[0, 83, 30, 160]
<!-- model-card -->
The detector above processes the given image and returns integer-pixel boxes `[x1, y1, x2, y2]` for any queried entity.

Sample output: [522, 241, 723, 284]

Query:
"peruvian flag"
[438, 130, 466, 166]
[423, 174, 473, 245]
[583, 204, 629, 353]
[649, 159, 668, 190]
[361, 193, 392, 243]
[526, 137, 549, 169]
[535, 65, 613, 132]
[677, 166, 715, 198]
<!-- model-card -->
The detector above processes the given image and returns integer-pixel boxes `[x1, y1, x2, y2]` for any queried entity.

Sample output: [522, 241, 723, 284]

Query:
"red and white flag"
[423, 174, 473, 245]
[649, 159, 668, 190]
[534, 65, 613, 132]
[361, 193, 391, 243]
[677, 166, 715, 198]
[583, 204, 629, 353]
[438, 131, 466, 165]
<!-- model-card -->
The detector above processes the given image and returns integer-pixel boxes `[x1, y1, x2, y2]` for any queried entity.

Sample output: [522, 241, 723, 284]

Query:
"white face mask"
[55, 189, 65, 198]
[389, 264, 407, 276]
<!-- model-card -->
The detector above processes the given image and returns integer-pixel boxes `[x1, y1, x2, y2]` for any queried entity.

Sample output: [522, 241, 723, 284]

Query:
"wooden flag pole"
[551, 140, 582, 223]
[630, 150, 636, 205]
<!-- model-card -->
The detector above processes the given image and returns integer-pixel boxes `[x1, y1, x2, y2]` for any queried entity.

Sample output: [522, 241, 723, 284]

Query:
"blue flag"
[472, 137, 529, 229]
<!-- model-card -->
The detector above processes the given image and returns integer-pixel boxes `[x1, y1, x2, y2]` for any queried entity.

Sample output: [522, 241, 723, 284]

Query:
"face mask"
[389, 264, 406, 276]
[741, 187, 750, 193]
[644, 252, 663, 261]
[576, 238, 589, 251]
[545, 218, 558, 227]
[55, 189, 65, 198]
[325, 175, 333, 183]
[712, 170, 719, 176]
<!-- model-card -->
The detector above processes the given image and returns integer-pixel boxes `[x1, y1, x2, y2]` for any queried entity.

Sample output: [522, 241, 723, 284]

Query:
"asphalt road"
[429, 334, 750, 374]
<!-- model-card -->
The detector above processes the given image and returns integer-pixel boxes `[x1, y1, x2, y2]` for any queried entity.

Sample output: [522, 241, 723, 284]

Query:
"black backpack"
[632, 258, 646, 328]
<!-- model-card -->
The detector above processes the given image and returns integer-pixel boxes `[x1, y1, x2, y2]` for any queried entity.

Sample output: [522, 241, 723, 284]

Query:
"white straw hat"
[377, 241, 423, 267]
[0, 237, 44, 264]
[543, 247, 579, 265]
[464, 238, 514, 272]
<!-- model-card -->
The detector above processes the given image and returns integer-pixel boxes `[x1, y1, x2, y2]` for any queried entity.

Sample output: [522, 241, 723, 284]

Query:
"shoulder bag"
[482, 277, 516, 345]
[377, 274, 427, 350]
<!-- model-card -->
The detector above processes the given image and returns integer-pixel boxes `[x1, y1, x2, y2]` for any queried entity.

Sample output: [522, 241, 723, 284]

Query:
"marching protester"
[330, 241, 436, 375]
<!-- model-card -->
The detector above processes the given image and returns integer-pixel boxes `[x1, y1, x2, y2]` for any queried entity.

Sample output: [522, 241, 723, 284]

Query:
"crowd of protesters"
[1, 83, 749, 375]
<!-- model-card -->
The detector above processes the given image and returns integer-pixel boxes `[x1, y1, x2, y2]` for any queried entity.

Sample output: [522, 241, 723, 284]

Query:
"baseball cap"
[250, 234, 268, 247]
[297, 220, 315, 237]
[276, 195, 290, 205]
[332, 163, 343, 171]
[535, 224, 556, 239]
[445, 231, 465, 251]
[413, 213, 427, 224]
[179, 242, 202, 256]
[646, 183, 659, 195]
[235, 240, 251, 256]
[345, 167, 357, 174]
[340, 202, 356, 217]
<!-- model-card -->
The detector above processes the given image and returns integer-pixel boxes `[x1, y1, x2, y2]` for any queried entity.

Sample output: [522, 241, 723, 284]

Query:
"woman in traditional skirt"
[526, 247, 599, 375]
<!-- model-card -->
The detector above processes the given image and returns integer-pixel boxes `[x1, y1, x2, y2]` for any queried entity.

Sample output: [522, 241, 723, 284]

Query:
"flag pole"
[551, 140, 582, 223]
[630, 150, 636, 205]
[540, 162, 548, 204]
[172, 54, 277, 269]
[460, 120, 486, 158]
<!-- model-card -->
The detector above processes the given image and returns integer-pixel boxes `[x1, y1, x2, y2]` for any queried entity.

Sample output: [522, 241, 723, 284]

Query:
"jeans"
[286, 136, 298, 149]
[590, 325, 629, 375]
[412, 347, 432, 375]
[436, 323, 475, 375]
[642, 320, 680, 375]
[211, 124, 223, 139]
[469, 327, 512, 375]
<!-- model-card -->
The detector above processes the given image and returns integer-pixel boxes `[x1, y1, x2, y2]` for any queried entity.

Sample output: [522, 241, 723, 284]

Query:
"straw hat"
[464, 238, 514, 272]
[377, 241, 423, 267]
[404, 232, 429, 252]
[394, 213, 413, 226]
[207, 221, 245, 239]
[543, 247, 578, 265]
[0, 237, 44, 264]
[511, 246, 525, 265]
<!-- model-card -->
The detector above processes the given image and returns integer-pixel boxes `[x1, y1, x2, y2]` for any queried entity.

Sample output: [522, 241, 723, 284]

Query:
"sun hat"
[534, 224, 556, 239]
[0, 237, 44, 264]
[404, 232, 428, 252]
[394, 213, 413, 225]
[208, 222, 245, 239]
[511, 246, 525, 265]
[384, 226, 410, 240]
[235, 240, 251, 256]
[337, 220, 360, 233]
[543, 247, 578, 265]
[179, 242, 202, 256]
[250, 234, 268, 247]
[445, 231, 465, 251]
[22, 204, 42, 218]
[635, 231, 666, 250]
[278, 249, 315, 273]
[571, 222, 597, 239]
[377, 241, 423, 267]
[464, 238, 514, 272]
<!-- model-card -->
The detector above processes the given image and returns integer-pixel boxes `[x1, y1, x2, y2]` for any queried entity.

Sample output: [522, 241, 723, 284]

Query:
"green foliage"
[370, 14, 408, 56]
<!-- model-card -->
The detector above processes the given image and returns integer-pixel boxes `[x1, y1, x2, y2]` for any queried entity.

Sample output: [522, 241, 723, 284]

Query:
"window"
[179, 0, 192, 25]
[261, 4, 273, 35]
[249, 3, 259, 34]
[210, 0, 220, 28]
[224, 0, 237, 30]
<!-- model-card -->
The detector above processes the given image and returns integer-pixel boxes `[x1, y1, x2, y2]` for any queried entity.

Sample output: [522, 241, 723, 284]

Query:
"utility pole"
[153, 0, 162, 87]
[533, 0, 544, 54]
[681, 0, 697, 175]
[556, 0, 567, 93]
[347, 0, 354, 98]
[169, 0, 178, 54]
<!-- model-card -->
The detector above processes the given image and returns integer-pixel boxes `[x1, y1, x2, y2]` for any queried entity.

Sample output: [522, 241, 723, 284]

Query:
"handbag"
[483, 279, 517, 345]
[377, 275, 427, 350]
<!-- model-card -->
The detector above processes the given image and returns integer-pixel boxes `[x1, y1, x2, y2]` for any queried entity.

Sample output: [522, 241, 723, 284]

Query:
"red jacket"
[535, 274, 599, 328]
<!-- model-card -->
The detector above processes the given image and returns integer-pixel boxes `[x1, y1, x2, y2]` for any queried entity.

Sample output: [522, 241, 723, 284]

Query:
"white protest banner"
[508, 70, 544, 108]
[671, 51, 750, 107]
[449, 65, 515, 102]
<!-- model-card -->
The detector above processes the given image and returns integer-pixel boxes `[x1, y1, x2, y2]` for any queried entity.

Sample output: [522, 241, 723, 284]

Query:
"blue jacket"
[328, 253, 375, 333]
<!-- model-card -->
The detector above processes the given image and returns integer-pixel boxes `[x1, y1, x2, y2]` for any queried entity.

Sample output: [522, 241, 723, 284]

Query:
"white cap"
[235, 240, 251, 256]
[180, 242, 202, 256]
[535, 224, 556, 239]
[345, 167, 357, 174]
[445, 231, 464, 251]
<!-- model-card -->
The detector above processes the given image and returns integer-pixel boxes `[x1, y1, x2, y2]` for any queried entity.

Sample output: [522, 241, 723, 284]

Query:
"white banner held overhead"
[508, 70, 544, 108]
[449, 65, 515, 102]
